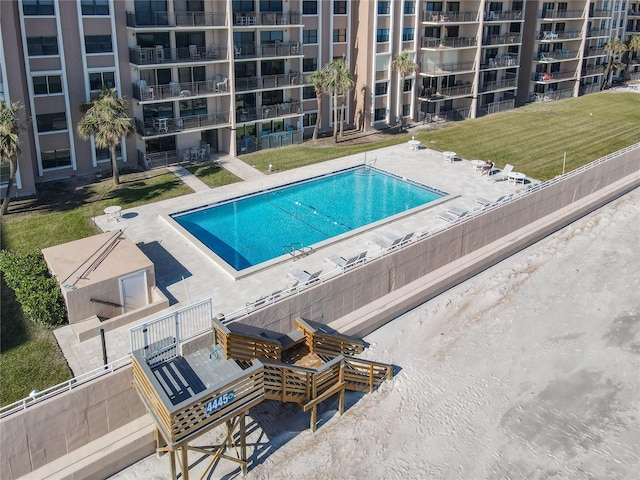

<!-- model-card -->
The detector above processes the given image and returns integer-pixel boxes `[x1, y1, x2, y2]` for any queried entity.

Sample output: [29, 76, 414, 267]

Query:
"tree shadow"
[0, 276, 29, 353]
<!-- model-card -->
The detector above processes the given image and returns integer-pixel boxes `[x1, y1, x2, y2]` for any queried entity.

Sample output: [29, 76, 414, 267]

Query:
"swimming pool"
[171, 166, 446, 272]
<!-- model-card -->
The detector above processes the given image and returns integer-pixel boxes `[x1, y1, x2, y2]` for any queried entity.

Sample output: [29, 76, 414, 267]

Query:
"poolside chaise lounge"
[446, 206, 468, 217]
[325, 251, 368, 270]
[370, 232, 414, 251]
[287, 269, 322, 286]
[437, 211, 466, 223]
[475, 195, 507, 207]
[490, 164, 514, 182]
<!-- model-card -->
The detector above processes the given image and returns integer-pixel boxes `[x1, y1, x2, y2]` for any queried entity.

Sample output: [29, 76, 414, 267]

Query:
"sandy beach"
[112, 187, 639, 480]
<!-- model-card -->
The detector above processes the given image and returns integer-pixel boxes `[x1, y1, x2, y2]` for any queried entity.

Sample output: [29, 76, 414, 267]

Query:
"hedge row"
[0, 250, 66, 328]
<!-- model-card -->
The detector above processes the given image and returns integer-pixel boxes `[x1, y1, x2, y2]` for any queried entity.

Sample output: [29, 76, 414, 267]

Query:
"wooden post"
[369, 364, 374, 393]
[226, 420, 233, 449]
[169, 450, 177, 480]
[338, 365, 345, 415]
[181, 445, 189, 480]
[156, 427, 166, 456]
[310, 406, 317, 432]
[240, 413, 247, 475]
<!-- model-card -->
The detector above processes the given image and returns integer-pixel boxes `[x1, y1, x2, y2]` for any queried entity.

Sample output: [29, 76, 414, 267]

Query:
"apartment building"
[1, 0, 638, 199]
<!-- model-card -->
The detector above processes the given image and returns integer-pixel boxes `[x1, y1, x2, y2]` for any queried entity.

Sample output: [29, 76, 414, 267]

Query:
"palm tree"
[309, 69, 326, 140]
[0, 102, 24, 216]
[323, 58, 354, 141]
[391, 51, 418, 130]
[601, 37, 627, 90]
[78, 88, 134, 186]
[623, 34, 640, 80]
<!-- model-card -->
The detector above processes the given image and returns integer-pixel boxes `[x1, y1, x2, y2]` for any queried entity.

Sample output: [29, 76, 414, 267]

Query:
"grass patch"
[185, 161, 242, 188]
[0, 169, 194, 406]
[241, 92, 640, 180]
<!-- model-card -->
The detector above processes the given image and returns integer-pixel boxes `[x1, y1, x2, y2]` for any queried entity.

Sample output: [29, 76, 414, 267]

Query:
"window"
[303, 29, 318, 44]
[262, 90, 283, 105]
[89, 71, 115, 91]
[334, 1, 347, 14]
[303, 112, 317, 127]
[404, 79, 413, 92]
[303, 57, 318, 71]
[303, 86, 315, 99]
[333, 29, 347, 42]
[404, 1, 415, 14]
[377, 29, 389, 42]
[41, 149, 71, 169]
[260, 31, 284, 44]
[95, 143, 122, 162]
[375, 82, 388, 95]
[378, 1, 390, 14]
[402, 28, 414, 41]
[27, 37, 58, 56]
[374, 108, 386, 121]
[80, 0, 109, 15]
[32, 75, 62, 95]
[22, 0, 54, 15]
[302, 1, 317, 14]
[402, 104, 410, 116]
[36, 112, 67, 132]
[85, 35, 112, 53]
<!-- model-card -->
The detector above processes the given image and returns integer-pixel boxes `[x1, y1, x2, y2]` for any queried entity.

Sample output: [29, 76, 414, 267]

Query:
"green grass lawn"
[243, 92, 640, 180]
[0, 169, 196, 406]
[185, 161, 242, 188]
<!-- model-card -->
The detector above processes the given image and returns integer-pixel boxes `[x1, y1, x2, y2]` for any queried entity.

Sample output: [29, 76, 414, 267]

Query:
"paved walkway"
[214, 154, 266, 181]
[165, 165, 210, 192]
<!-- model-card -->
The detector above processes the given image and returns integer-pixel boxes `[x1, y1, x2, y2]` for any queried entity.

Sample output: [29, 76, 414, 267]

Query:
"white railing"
[129, 298, 213, 366]
[0, 355, 132, 418]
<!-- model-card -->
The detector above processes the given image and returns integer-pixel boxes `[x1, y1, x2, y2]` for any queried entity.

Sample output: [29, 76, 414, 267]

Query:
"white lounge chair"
[446, 206, 468, 217]
[326, 251, 367, 270]
[437, 211, 465, 223]
[371, 232, 414, 250]
[287, 269, 322, 286]
[490, 164, 514, 182]
[475, 195, 507, 207]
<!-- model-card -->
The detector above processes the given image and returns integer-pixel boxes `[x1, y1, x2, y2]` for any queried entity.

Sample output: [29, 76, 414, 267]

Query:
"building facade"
[1, 0, 638, 198]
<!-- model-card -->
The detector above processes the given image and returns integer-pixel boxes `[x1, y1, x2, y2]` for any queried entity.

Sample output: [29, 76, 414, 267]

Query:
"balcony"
[482, 55, 517, 68]
[589, 9, 610, 17]
[236, 129, 303, 154]
[132, 77, 229, 102]
[483, 10, 524, 21]
[422, 11, 479, 23]
[135, 111, 230, 137]
[533, 70, 577, 82]
[584, 47, 606, 57]
[236, 101, 302, 122]
[483, 33, 522, 45]
[421, 61, 475, 75]
[586, 29, 609, 37]
[537, 30, 581, 41]
[129, 46, 228, 65]
[481, 78, 517, 92]
[421, 36, 478, 49]
[581, 65, 604, 76]
[531, 88, 574, 102]
[233, 11, 302, 26]
[540, 9, 584, 19]
[139, 143, 211, 170]
[126, 11, 227, 27]
[418, 83, 472, 100]
[234, 42, 301, 59]
[535, 50, 579, 62]
[235, 72, 301, 92]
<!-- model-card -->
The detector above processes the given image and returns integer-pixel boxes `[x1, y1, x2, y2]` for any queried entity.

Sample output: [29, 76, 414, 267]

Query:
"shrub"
[0, 250, 66, 328]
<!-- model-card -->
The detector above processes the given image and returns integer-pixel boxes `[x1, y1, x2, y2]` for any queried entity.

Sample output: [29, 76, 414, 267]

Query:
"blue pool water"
[172, 167, 444, 270]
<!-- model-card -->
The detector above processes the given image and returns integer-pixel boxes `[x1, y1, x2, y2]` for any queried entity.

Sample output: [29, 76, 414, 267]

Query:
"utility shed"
[42, 231, 168, 337]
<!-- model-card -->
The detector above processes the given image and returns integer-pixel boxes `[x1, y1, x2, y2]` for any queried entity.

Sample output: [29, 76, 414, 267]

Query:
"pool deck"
[55, 144, 529, 375]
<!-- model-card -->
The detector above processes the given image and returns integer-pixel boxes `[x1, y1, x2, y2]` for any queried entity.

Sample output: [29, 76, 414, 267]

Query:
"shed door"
[119, 271, 148, 313]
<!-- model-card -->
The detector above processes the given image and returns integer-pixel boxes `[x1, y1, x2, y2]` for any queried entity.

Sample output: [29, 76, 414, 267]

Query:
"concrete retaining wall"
[0, 145, 637, 480]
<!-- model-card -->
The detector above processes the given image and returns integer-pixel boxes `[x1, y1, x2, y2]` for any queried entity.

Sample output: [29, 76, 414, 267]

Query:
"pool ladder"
[283, 242, 314, 260]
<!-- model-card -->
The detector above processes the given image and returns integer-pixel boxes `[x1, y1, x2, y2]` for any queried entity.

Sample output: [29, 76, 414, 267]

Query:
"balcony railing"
[587, 29, 609, 37]
[421, 36, 477, 48]
[534, 70, 577, 82]
[540, 9, 584, 19]
[236, 130, 303, 154]
[423, 10, 479, 22]
[531, 88, 574, 102]
[590, 9, 610, 17]
[421, 60, 475, 75]
[135, 111, 230, 137]
[537, 30, 581, 41]
[129, 46, 228, 65]
[139, 143, 211, 170]
[579, 83, 600, 95]
[126, 11, 227, 27]
[438, 83, 473, 97]
[483, 33, 522, 45]
[233, 11, 301, 26]
[132, 77, 229, 101]
[536, 50, 579, 61]
[236, 101, 302, 122]
[235, 71, 301, 91]
[581, 65, 604, 76]
[481, 78, 517, 92]
[482, 55, 517, 68]
[584, 47, 606, 56]
[234, 42, 301, 59]
[483, 10, 524, 21]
